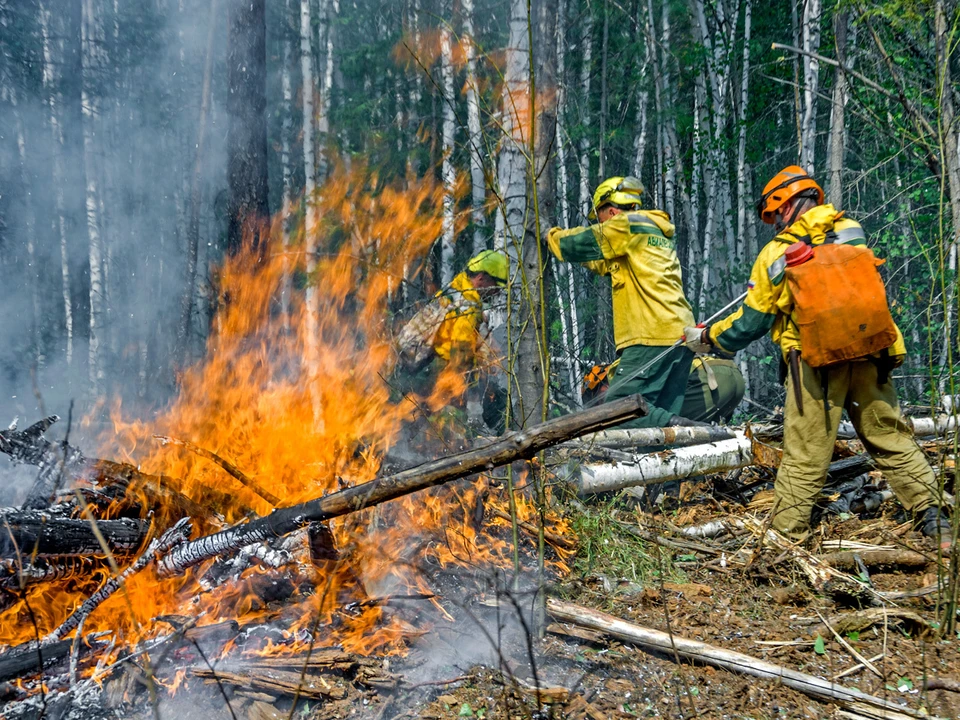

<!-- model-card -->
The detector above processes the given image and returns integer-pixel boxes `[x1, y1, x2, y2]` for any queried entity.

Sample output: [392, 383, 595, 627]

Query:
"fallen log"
[572, 425, 737, 450]
[0, 510, 149, 558]
[818, 549, 929, 571]
[571, 434, 753, 495]
[157, 394, 648, 576]
[546, 598, 939, 720]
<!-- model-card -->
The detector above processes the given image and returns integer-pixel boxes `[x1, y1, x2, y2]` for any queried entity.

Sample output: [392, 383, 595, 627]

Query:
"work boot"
[916, 506, 953, 552]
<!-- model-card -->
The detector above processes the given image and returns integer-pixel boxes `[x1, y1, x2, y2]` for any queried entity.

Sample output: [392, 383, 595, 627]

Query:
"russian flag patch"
[747, 280, 756, 290]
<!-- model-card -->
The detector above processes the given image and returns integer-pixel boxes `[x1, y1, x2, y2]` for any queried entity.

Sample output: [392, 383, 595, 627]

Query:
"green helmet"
[588, 176, 645, 220]
[466, 249, 508, 286]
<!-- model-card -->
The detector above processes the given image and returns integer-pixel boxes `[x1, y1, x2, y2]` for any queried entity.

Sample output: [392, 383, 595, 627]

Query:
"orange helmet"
[756, 166, 824, 225]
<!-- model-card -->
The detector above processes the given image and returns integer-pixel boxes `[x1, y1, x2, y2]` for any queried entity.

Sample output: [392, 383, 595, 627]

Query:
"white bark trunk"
[574, 435, 754, 495]
[301, 0, 324, 430]
[554, 0, 582, 405]
[577, 425, 737, 450]
[826, 12, 851, 207]
[660, 4, 675, 218]
[632, 1, 653, 177]
[281, 0, 294, 322]
[735, 0, 752, 265]
[800, 0, 822, 172]
[317, 0, 336, 184]
[82, 0, 106, 394]
[41, 4, 73, 369]
[439, 21, 456, 285]
[462, 0, 487, 256]
[577, 6, 593, 220]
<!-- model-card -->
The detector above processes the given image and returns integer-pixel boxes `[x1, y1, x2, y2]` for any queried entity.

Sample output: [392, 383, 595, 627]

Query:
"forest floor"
[104, 476, 960, 720]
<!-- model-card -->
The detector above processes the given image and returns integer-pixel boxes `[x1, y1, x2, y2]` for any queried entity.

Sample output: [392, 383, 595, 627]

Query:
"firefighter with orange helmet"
[684, 166, 950, 547]
[547, 176, 703, 428]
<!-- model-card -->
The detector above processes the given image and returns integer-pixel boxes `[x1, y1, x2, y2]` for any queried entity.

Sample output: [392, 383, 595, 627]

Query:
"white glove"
[683, 325, 711, 354]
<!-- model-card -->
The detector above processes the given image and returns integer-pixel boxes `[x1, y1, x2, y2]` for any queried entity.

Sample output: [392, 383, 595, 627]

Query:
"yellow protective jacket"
[547, 210, 695, 349]
[432, 272, 489, 364]
[708, 204, 906, 360]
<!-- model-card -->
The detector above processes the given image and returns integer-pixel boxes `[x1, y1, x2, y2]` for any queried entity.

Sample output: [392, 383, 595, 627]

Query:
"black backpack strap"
[867, 348, 893, 386]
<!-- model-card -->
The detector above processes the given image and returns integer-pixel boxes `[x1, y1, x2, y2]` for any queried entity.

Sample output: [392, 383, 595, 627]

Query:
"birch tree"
[281, 0, 295, 320]
[439, 8, 456, 285]
[82, 0, 107, 394]
[40, 4, 73, 369]
[826, 11, 851, 207]
[735, 0, 752, 265]
[462, 0, 488, 255]
[799, 0, 821, 172]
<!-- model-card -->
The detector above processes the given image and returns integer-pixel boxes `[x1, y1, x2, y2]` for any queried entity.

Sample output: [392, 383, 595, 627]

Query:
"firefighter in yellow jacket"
[547, 177, 702, 428]
[685, 167, 951, 546]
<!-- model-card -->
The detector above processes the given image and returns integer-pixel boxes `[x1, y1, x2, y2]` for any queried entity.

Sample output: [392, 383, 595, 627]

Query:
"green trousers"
[604, 344, 694, 428]
[774, 358, 938, 539]
[681, 357, 745, 423]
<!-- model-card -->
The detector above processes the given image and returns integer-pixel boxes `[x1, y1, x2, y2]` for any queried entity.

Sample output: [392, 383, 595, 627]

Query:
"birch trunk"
[554, 0, 582, 405]
[317, 0, 336, 184]
[735, 0, 752, 265]
[799, 0, 822, 172]
[82, 0, 106, 395]
[632, 0, 653, 177]
[598, 7, 609, 178]
[574, 435, 754, 494]
[463, 0, 487, 255]
[40, 5, 73, 368]
[826, 11, 850, 206]
[660, 4, 675, 219]
[301, 0, 324, 429]
[496, 0, 530, 425]
[281, 0, 294, 321]
[439, 18, 456, 285]
[576, 5, 594, 219]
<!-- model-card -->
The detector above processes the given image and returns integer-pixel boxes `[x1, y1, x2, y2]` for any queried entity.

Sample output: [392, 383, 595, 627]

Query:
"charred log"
[0, 510, 149, 559]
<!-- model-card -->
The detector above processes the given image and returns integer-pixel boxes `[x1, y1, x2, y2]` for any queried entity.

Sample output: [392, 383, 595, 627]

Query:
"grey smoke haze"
[0, 0, 233, 439]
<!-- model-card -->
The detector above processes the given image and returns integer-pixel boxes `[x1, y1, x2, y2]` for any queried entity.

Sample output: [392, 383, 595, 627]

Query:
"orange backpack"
[784, 238, 897, 368]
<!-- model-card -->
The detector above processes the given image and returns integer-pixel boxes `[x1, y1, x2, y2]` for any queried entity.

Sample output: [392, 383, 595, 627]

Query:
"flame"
[0, 160, 572, 675]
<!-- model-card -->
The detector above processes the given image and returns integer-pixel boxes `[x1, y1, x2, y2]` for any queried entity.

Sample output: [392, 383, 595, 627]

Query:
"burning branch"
[157, 394, 648, 576]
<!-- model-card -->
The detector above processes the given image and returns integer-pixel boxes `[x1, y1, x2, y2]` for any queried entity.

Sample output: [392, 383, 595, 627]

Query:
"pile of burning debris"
[1, 396, 958, 719]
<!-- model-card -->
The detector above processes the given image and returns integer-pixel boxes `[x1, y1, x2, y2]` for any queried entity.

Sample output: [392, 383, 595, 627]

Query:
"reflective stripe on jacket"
[547, 210, 695, 349]
[708, 203, 906, 359]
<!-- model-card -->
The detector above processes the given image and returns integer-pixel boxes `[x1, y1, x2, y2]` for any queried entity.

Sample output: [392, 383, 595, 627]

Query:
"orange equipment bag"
[784, 239, 897, 368]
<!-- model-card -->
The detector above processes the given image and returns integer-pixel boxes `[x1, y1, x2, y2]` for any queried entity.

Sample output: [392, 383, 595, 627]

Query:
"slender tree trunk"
[317, 0, 336, 184]
[735, 0, 752, 265]
[463, 0, 487, 255]
[576, 4, 594, 219]
[301, 0, 324, 430]
[226, 0, 269, 255]
[660, 2, 675, 219]
[799, 0, 822, 171]
[281, 0, 294, 322]
[633, 0, 652, 177]
[516, 0, 557, 427]
[82, 0, 106, 395]
[177, 0, 217, 363]
[439, 12, 457, 285]
[554, 0, 582, 405]
[826, 11, 850, 207]
[598, 5, 608, 179]
[495, 0, 530, 426]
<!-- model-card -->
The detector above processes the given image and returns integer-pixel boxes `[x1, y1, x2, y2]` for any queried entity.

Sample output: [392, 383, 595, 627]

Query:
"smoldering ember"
[2, 1, 960, 719]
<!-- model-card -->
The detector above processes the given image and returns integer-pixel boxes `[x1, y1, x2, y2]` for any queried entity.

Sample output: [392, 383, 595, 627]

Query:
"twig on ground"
[815, 609, 883, 679]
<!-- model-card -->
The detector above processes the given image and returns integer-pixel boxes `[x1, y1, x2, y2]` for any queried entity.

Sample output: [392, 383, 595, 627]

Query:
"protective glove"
[683, 325, 712, 354]
[667, 414, 711, 427]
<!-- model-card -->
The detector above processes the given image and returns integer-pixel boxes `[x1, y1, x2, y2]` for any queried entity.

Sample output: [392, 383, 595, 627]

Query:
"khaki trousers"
[773, 358, 937, 538]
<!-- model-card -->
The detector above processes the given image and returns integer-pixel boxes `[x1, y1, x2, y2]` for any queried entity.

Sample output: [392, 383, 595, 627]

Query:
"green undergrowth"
[567, 495, 687, 589]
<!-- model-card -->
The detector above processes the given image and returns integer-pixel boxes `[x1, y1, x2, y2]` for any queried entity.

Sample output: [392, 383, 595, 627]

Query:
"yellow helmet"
[466, 249, 508, 286]
[588, 176, 645, 220]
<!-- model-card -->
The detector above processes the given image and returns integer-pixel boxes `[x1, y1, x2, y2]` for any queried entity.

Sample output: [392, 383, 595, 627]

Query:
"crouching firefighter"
[393, 250, 508, 432]
[547, 176, 703, 428]
[684, 167, 951, 547]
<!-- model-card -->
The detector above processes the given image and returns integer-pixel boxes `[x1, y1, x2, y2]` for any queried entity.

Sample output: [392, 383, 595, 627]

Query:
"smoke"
[0, 0, 231, 433]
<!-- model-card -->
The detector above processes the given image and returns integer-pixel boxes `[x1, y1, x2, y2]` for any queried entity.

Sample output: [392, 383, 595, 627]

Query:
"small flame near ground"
[0, 162, 571, 669]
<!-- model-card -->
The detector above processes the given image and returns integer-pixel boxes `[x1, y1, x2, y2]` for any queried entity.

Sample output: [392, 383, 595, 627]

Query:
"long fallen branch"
[571, 434, 754, 495]
[156, 394, 648, 576]
[546, 599, 940, 720]
[0, 509, 149, 558]
[572, 425, 737, 450]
